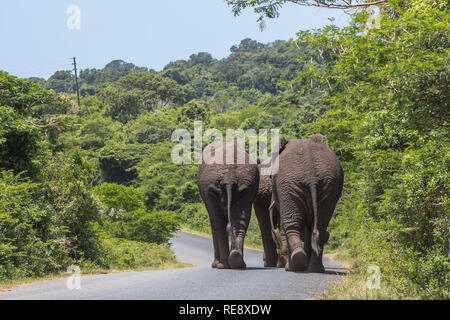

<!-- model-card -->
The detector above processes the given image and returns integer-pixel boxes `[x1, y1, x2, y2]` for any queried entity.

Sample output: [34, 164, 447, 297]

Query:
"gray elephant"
[271, 134, 344, 272]
[253, 137, 288, 268]
[253, 169, 279, 267]
[197, 139, 259, 269]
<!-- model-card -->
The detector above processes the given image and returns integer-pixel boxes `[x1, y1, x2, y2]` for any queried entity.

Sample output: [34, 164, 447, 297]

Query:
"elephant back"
[197, 140, 259, 191]
[275, 138, 343, 188]
[255, 168, 272, 202]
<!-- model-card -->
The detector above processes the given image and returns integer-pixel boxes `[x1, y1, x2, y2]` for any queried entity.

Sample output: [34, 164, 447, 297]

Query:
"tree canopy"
[227, 0, 388, 25]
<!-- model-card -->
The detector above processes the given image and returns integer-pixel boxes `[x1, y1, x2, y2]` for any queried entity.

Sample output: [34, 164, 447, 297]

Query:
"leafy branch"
[227, 0, 388, 22]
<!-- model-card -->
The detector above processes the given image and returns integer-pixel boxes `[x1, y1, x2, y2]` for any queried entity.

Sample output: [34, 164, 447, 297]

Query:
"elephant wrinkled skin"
[253, 137, 289, 268]
[271, 134, 344, 272]
[197, 140, 259, 269]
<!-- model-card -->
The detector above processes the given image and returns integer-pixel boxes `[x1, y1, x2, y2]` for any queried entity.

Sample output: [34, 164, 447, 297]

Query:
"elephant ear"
[310, 133, 328, 147]
[266, 136, 288, 177]
[274, 136, 288, 154]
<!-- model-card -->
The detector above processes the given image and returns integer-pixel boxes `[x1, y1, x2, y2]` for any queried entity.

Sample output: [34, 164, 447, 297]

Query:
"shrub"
[98, 237, 179, 270]
[95, 183, 183, 244]
[0, 151, 105, 280]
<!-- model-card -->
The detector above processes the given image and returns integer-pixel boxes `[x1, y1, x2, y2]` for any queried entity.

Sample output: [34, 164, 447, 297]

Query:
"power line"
[72, 57, 81, 109]
[4, 59, 72, 73]
[3, 64, 73, 76]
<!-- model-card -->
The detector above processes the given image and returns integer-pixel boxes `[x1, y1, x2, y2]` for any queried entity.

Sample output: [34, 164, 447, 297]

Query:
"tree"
[228, 0, 388, 15]
[98, 71, 184, 123]
[0, 72, 62, 176]
[230, 38, 264, 53]
[45, 70, 74, 93]
[126, 111, 176, 144]
[227, 0, 388, 27]
[293, 0, 449, 298]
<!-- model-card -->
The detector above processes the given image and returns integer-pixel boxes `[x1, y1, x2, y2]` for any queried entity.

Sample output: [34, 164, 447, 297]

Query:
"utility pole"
[72, 57, 81, 109]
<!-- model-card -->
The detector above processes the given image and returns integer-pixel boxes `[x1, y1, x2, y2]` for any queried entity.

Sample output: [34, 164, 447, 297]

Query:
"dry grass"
[320, 272, 402, 300]
[319, 250, 403, 300]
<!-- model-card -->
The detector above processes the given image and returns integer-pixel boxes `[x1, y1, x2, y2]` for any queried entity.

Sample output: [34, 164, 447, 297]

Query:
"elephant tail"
[269, 200, 281, 249]
[225, 184, 235, 248]
[310, 183, 321, 256]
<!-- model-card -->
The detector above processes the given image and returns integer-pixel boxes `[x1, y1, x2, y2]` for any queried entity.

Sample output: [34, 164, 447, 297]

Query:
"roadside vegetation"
[0, 39, 308, 284]
[1, 0, 448, 299]
[0, 237, 188, 289]
[301, 0, 449, 299]
[186, 0, 449, 299]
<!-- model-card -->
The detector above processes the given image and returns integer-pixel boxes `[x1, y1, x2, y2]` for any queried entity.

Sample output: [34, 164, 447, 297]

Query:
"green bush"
[181, 203, 210, 234]
[99, 237, 179, 270]
[0, 171, 63, 279]
[95, 183, 183, 244]
[0, 152, 106, 280]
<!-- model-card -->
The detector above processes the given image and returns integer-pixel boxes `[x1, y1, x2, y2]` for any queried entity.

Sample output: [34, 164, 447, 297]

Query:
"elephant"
[253, 137, 289, 268]
[253, 166, 279, 267]
[271, 134, 344, 273]
[197, 139, 259, 269]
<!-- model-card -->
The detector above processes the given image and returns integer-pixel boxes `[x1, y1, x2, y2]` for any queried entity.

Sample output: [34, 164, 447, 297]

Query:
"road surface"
[0, 232, 346, 300]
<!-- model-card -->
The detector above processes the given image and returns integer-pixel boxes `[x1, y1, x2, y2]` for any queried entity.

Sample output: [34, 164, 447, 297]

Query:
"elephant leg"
[270, 203, 288, 268]
[228, 196, 253, 269]
[308, 250, 325, 273]
[277, 225, 289, 268]
[210, 227, 220, 268]
[278, 188, 308, 272]
[308, 188, 337, 273]
[203, 193, 230, 269]
[307, 220, 326, 273]
[254, 200, 277, 267]
[214, 222, 231, 269]
[303, 225, 313, 270]
[270, 186, 287, 268]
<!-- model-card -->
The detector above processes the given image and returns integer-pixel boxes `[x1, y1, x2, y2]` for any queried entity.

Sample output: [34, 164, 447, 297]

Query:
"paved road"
[0, 232, 346, 300]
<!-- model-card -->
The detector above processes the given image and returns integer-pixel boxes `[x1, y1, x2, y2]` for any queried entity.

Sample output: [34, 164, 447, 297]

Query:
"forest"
[0, 0, 448, 299]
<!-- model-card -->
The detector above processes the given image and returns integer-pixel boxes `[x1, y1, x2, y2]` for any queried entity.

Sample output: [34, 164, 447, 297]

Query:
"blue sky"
[0, 0, 350, 79]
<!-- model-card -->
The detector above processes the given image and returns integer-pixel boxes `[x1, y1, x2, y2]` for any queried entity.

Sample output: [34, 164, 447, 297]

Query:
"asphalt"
[0, 231, 347, 300]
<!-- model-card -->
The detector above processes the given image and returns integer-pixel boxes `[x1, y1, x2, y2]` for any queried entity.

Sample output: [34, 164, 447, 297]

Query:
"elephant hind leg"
[214, 224, 231, 270]
[289, 246, 308, 272]
[203, 193, 230, 269]
[226, 193, 254, 269]
[229, 249, 246, 269]
[254, 200, 278, 267]
[305, 226, 325, 273]
[211, 232, 220, 269]
[279, 191, 308, 272]
[307, 189, 338, 273]
[277, 226, 288, 268]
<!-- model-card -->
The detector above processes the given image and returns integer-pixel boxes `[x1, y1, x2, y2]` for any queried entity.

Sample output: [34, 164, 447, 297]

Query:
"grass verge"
[0, 237, 192, 290]
[319, 250, 405, 300]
